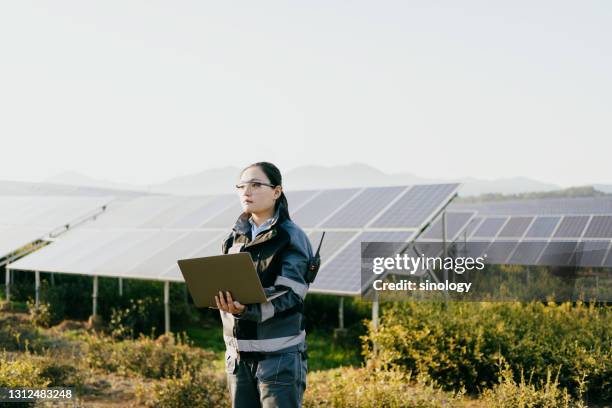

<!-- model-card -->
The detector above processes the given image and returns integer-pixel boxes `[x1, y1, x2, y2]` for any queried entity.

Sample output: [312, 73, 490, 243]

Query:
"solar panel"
[22, 199, 76, 227]
[574, 240, 610, 267]
[460, 240, 491, 258]
[6, 229, 110, 273]
[189, 235, 228, 258]
[604, 248, 612, 267]
[308, 231, 359, 263]
[472, 217, 507, 238]
[508, 241, 547, 265]
[0, 226, 49, 256]
[369, 184, 458, 229]
[0, 196, 111, 258]
[583, 215, 612, 238]
[140, 197, 212, 228]
[159, 231, 228, 281]
[450, 196, 612, 215]
[524, 216, 561, 238]
[8, 184, 459, 295]
[483, 241, 518, 264]
[63, 230, 155, 273]
[448, 198, 612, 269]
[462, 217, 484, 238]
[91, 196, 182, 228]
[553, 216, 589, 238]
[0, 180, 148, 198]
[497, 216, 533, 238]
[321, 186, 407, 228]
[199, 201, 243, 228]
[0, 196, 110, 228]
[537, 241, 578, 266]
[311, 231, 415, 295]
[284, 190, 319, 212]
[158, 265, 184, 282]
[168, 195, 235, 228]
[1, 199, 54, 225]
[92, 231, 187, 278]
[127, 231, 223, 278]
[419, 211, 476, 241]
[292, 188, 360, 228]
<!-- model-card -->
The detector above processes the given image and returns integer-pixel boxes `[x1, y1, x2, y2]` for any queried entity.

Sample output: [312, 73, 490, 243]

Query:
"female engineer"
[215, 161, 314, 408]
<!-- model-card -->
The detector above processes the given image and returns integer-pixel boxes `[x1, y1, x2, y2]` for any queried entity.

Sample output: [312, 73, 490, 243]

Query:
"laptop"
[177, 252, 287, 308]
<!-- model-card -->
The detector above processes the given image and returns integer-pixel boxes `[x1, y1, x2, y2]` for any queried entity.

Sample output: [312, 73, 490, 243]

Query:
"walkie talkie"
[306, 232, 325, 283]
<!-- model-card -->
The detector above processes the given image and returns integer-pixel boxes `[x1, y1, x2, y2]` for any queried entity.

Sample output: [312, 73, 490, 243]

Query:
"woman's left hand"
[215, 291, 246, 315]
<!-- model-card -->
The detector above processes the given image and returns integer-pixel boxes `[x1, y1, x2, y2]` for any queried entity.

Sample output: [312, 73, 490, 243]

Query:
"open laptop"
[177, 252, 287, 308]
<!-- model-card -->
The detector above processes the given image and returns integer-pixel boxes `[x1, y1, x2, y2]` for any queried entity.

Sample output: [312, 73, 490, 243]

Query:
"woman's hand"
[215, 291, 246, 315]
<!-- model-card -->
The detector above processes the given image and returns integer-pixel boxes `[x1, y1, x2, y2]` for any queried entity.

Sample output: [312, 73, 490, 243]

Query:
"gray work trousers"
[225, 350, 307, 408]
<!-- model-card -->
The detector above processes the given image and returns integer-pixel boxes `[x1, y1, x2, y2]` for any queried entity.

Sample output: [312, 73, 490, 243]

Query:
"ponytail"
[276, 191, 291, 221]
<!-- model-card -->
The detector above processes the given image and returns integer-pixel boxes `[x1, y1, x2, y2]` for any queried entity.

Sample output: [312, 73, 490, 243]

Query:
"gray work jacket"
[220, 206, 313, 362]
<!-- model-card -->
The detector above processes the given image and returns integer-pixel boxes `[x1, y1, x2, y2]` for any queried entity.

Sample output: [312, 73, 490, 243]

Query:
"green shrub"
[83, 332, 217, 379]
[135, 370, 228, 408]
[0, 313, 49, 353]
[26, 299, 51, 328]
[304, 366, 461, 407]
[362, 301, 611, 402]
[38, 360, 81, 387]
[0, 351, 50, 388]
[481, 358, 586, 408]
[0, 350, 82, 408]
[109, 297, 161, 339]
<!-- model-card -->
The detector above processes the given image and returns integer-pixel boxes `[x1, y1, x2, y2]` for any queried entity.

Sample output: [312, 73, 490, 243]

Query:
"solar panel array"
[447, 197, 612, 268]
[0, 179, 148, 198]
[0, 196, 113, 258]
[9, 184, 460, 295]
[451, 196, 612, 215]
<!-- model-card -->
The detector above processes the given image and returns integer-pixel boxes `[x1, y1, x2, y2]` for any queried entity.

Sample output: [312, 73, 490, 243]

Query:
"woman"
[215, 161, 313, 408]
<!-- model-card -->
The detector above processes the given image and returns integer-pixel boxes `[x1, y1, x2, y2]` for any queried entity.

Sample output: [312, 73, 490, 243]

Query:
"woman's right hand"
[215, 291, 246, 315]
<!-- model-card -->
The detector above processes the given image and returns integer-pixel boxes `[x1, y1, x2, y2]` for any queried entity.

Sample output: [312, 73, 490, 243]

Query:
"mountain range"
[37, 163, 611, 197]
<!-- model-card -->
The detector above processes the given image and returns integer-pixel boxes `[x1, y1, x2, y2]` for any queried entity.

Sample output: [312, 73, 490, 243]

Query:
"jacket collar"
[232, 205, 282, 238]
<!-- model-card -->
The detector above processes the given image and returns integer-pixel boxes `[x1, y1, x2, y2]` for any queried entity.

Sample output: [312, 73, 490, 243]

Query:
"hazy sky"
[1, 1, 610, 187]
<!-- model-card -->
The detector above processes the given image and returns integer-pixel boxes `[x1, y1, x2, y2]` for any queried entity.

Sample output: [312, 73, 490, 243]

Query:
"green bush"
[0, 351, 50, 388]
[0, 313, 49, 353]
[304, 366, 461, 407]
[362, 301, 611, 402]
[0, 350, 82, 408]
[83, 332, 217, 379]
[26, 299, 51, 328]
[135, 370, 228, 408]
[109, 297, 161, 339]
[481, 358, 586, 408]
[38, 360, 81, 387]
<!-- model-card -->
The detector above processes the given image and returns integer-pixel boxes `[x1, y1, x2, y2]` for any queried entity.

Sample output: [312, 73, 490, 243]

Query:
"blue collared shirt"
[248, 215, 276, 241]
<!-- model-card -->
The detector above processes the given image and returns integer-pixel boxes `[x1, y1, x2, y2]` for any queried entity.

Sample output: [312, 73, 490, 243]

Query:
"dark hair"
[240, 161, 291, 221]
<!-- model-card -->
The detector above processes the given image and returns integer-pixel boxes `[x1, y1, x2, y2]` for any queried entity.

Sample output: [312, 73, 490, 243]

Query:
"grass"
[306, 329, 362, 371]
[185, 325, 225, 356]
